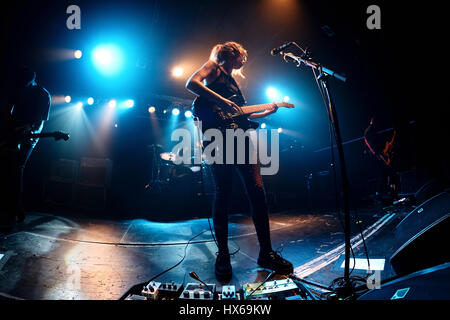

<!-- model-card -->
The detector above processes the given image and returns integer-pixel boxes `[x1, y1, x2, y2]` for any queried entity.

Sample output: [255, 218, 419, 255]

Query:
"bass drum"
[166, 164, 197, 195]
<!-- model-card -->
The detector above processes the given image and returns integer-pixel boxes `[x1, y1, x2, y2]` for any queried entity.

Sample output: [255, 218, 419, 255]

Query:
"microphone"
[283, 52, 301, 67]
[270, 42, 293, 56]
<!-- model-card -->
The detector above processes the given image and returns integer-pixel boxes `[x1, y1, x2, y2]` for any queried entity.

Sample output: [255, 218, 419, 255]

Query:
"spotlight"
[172, 108, 180, 116]
[92, 44, 123, 75]
[172, 67, 183, 78]
[184, 110, 193, 118]
[148, 106, 156, 113]
[277, 127, 283, 133]
[283, 96, 290, 102]
[261, 123, 266, 129]
[125, 99, 135, 108]
[266, 87, 277, 99]
[75, 102, 83, 109]
[114, 123, 118, 128]
[266, 87, 281, 101]
[87, 97, 94, 105]
[65, 95, 71, 103]
[74, 50, 83, 59]
[108, 99, 117, 108]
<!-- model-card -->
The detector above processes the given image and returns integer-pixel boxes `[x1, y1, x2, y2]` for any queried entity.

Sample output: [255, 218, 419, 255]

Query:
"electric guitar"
[0, 129, 69, 152]
[192, 94, 294, 131]
[380, 130, 396, 167]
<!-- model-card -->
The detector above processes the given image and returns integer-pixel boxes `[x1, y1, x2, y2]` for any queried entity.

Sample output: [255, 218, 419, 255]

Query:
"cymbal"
[147, 144, 163, 149]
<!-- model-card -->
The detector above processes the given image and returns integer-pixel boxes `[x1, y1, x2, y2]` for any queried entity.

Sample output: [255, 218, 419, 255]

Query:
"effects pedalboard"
[243, 278, 302, 300]
[180, 283, 216, 300]
[125, 278, 302, 300]
[138, 281, 184, 300]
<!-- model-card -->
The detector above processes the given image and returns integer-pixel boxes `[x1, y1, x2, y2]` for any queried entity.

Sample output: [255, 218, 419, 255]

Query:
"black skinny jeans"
[0, 140, 33, 222]
[207, 136, 273, 256]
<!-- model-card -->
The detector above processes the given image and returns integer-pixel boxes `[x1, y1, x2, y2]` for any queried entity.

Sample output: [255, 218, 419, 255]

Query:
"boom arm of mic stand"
[283, 53, 347, 83]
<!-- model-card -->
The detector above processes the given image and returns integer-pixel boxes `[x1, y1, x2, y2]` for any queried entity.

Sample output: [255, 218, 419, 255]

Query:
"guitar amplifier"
[43, 159, 78, 205]
[49, 158, 78, 183]
[78, 157, 113, 187]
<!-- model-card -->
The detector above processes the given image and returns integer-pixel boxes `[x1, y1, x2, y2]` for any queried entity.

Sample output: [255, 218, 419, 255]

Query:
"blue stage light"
[261, 123, 266, 129]
[92, 44, 124, 76]
[184, 110, 192, 118]
[266, 87, 281, 101]
[108, 99, 117, 108]
[87, 97, 94, 105]
[124, 99, 135, 108]
[172, 108, 180, 116]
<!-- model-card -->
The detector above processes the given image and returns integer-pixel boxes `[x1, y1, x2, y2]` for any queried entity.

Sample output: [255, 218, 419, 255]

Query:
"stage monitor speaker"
[390, 191, 450, 276]
[358, 262, 450, 300]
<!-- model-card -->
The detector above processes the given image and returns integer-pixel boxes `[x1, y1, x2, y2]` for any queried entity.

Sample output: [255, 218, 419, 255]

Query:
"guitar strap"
[217, 65, 247, 104]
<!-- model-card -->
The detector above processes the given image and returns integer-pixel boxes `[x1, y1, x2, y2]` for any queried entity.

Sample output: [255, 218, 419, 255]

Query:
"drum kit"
[144, 144, 203, 194]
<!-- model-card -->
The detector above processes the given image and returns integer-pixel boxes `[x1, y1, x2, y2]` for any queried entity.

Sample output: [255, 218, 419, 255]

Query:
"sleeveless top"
[206, 65, 246, 105]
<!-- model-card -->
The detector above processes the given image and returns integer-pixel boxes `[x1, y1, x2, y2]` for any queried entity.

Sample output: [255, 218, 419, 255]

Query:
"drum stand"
[145, 144, 166, 194]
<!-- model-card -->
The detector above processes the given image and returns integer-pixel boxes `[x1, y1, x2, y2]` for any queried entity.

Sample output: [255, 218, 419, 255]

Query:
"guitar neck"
[25, 132, 54, 139]
[240, 103, 277, 115]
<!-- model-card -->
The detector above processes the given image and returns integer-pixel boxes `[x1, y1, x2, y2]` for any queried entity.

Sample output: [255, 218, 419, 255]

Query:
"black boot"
[215, 253, 232, 281]
[257, 251, 293, 275]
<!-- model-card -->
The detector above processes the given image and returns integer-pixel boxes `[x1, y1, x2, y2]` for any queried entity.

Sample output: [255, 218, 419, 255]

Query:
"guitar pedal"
[158, 281, 183, 300]
[219, 285, 238, 300]
[141, 281, 161, 300]
[179, 283, 216, 300]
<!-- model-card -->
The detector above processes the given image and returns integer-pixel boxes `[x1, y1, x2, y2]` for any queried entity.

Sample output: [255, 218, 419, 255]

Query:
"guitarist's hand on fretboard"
[220, 98, 242, 115]
[248, 103, 278, 119]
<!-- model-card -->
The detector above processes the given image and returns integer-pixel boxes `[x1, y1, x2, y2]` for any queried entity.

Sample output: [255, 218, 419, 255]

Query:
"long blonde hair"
[209, 41, 247, 78]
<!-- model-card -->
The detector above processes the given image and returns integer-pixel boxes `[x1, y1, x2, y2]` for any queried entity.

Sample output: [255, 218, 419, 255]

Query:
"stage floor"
[0, 206, 411, 300]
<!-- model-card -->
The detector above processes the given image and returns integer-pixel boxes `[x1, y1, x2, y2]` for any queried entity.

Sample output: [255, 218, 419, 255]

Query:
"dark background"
[0, 0, 447, 219]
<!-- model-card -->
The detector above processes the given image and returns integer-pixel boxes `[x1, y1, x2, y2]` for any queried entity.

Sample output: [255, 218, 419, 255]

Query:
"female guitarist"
[186, 41, 293, 281]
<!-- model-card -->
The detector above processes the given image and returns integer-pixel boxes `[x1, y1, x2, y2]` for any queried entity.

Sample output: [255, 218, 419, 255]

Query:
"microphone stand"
[277, 44, 355, 298]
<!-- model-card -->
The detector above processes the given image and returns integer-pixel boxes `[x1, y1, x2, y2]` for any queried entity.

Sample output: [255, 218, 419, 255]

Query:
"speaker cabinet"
[358, 262, 450, 300]
[390, 191, 450, 276]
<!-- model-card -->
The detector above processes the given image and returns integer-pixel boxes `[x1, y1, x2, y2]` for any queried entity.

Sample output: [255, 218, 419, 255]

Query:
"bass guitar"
[192, 94, 294, 131]
[0, 129, 69, 152]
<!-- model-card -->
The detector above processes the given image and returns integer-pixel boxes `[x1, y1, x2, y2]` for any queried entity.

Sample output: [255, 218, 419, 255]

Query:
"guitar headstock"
[53, 131, 70, 141]
[275, 102, 295, 109]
